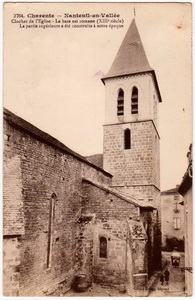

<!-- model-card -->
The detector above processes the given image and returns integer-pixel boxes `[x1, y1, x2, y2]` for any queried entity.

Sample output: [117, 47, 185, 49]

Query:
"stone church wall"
[82, 180, 141, 289]
[4, 108, 158, 296]
[3, 237, 21, 297]
[82, 180, 139, 220]
[3, 154, 24, 296]
[3, 114, 111, 296]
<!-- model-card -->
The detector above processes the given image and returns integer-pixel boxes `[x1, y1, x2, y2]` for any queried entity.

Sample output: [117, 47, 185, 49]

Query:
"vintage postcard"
[3, 2, 192, 297]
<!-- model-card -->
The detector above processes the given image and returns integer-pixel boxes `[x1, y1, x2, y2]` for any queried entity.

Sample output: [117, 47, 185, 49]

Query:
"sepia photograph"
[3, 2, 192, 297]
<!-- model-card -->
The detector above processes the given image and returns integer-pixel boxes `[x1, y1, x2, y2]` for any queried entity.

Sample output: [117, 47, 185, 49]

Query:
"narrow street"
[63, 284, 128, 297]
[58, 251, 186, 297]
[149, 251, 186, 297]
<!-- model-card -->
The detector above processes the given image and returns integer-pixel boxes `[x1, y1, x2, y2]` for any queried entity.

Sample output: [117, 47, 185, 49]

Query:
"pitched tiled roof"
[86, 154, 103, 169]
[103, 19, 152, 79]
[161, 187, 179, 195]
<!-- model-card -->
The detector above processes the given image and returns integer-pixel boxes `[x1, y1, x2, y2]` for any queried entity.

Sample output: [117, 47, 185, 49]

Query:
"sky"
[4, 2, 192, 191]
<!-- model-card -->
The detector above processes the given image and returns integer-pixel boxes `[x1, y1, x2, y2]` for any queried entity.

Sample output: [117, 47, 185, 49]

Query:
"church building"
[3, 18, 162, 297]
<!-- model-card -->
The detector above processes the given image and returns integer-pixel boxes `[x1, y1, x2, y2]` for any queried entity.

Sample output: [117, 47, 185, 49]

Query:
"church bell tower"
[102, 17, 162, 271]
[102, 19, 162, 212]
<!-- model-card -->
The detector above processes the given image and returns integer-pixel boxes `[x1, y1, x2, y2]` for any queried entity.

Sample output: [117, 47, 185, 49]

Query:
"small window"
[174, 195, 179, 201]
[174, 202, 180, 213]
[99, 237, 107, 258]
[124, 129, 131, 149]
[131, 86, 138, 114]
[173, 217, 181, 230]
[117, 89, 124, 116]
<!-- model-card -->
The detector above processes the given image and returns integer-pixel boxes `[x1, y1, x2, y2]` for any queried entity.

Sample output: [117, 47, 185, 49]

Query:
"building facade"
[178, 144, 192, 296]
[161, 187, 184, 251]
[4, 108, 156, 297]
[3, 18, 162, 297]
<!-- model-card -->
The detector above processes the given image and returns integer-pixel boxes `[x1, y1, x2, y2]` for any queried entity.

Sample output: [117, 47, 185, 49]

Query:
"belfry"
[102, 18, 162, 272]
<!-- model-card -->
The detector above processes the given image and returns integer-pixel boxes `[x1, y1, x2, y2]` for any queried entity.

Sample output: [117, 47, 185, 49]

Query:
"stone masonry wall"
[82, 163, 111, 185]
[75, 215, 94, 286]
[111, 181, 161, 272]
[3, 237, 21, 296]
[114, 185, 159, 205]
[116, 186, 161, 227]
[82, 181, 141, 289]
[93, 219, 127, 288]
[4, 118, 111, 296]
[82, 180, 139, 221]
[103, 121, 160, 189]
[3, 155, 24, 236]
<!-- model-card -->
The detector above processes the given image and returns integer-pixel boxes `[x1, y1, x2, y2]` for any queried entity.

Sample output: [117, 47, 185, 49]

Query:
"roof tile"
[103, 19, 153, 79]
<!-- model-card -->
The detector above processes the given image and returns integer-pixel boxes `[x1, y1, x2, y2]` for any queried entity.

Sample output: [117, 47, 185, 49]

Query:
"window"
[99, 237, 107, 258]
[173, 217, 181, 230]
[124, 129, 131, 149]
[131, 86, 138, 114]
[174, 195, 180, 213]
[47, 193, 56, 268]
[117, 89, 124, 116]
[174, 202, 180, 213]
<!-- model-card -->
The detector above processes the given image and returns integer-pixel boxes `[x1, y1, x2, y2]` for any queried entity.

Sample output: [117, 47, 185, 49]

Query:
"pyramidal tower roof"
[103, 19, 153, 79]
[102, 18, 162, 102]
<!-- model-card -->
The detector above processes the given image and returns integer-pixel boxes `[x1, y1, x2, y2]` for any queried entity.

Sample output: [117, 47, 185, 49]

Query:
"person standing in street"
[160, 273, 164, 285]
[164, 269, 170, 286]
